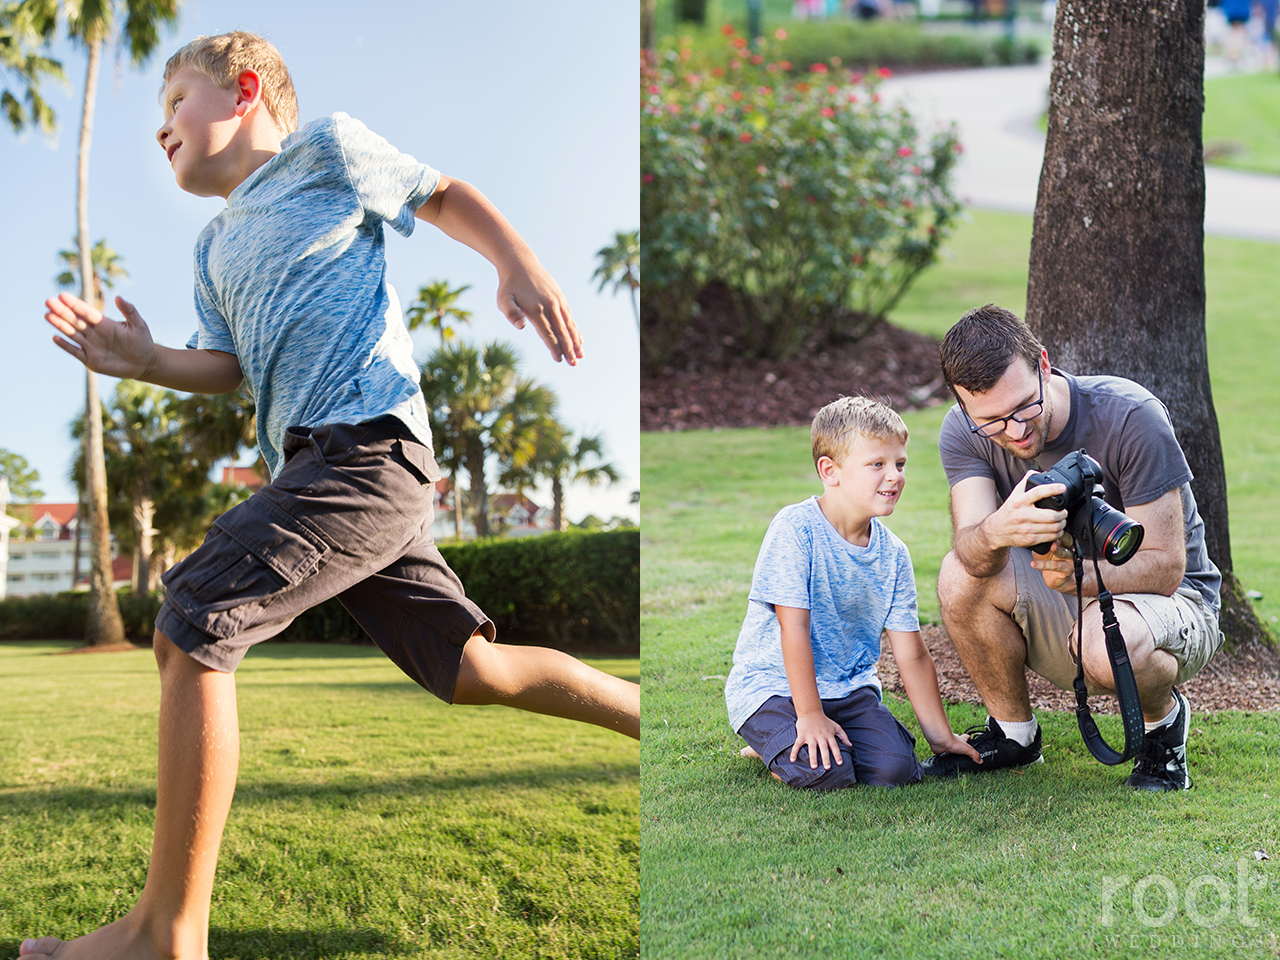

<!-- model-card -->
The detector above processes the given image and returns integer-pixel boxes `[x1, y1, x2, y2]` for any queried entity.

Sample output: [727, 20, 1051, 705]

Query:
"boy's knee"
[769, 748, 860, 791]
[856, 751, 923, 788]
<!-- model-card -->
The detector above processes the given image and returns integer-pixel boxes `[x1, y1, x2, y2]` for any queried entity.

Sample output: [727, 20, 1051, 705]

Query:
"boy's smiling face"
[817, 432, 908, 541]
[157, 66, 251, 198]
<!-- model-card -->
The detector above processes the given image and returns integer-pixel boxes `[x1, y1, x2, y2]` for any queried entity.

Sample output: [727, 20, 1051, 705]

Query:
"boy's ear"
[233, 69, 262, 117]
[816, 455, 840, 487]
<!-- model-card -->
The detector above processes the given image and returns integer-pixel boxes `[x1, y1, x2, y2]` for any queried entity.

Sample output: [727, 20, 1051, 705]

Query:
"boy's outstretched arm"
[887, 630, 983, 763]
[45, 292, 243, 394]
[778, 604, 851, 771]
[416, 176, 583, 365]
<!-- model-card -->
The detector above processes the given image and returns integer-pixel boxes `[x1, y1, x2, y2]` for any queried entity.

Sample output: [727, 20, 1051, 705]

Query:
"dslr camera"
[1025, 449, 1144, 565]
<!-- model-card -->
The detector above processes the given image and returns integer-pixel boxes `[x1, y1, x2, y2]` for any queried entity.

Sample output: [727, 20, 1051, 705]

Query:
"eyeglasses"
[966, 368, 1044, 438]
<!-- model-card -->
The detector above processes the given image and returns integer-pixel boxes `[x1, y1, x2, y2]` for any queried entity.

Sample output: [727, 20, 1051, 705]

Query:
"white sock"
[993, 716, 1038, 747]
[1145, 698, 1179, 733]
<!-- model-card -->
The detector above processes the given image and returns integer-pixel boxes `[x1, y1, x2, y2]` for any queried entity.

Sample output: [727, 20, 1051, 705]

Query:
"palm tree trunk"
[133, 494, 155, 595]
[452, 473, 464, 539]
[553, 476, 566, 532]
[467, 437, 489, 538]
[78, 30, 125, 646]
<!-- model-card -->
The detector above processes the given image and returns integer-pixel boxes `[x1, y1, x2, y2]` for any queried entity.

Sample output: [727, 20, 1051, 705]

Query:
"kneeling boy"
[726, 397, 979, 789]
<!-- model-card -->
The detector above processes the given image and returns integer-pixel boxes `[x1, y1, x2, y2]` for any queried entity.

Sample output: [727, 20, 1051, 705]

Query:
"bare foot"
[739, 745, 761, 760]
[18, 913, 193, 960]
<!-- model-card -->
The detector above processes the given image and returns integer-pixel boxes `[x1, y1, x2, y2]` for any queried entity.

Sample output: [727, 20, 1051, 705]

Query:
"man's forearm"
[952, 516, 1010, 579]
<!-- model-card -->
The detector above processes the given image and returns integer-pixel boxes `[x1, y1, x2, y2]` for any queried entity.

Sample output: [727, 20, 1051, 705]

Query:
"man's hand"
[790, 711, 851, 771]
[1031, 540, 1077, 593]
[988, 473, 1068, 551]
[45, 292, 157, 379]
[496, 260, 584, 366]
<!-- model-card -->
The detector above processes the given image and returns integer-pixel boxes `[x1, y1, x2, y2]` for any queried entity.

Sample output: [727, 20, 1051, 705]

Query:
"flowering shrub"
[641, 30, 962, 363]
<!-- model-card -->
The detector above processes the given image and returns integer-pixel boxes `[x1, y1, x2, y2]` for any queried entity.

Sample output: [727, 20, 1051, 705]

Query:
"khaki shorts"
[1009, 547, 1224, 691]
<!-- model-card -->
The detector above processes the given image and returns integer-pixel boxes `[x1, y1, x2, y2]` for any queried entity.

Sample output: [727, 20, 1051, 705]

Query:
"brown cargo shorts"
[156, 417, 494, 701]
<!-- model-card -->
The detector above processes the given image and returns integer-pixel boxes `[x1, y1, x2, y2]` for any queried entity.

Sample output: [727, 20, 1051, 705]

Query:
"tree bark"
[467, 437, 490, 539]
[1026, 0, 1269, 645]
[77, 30, 126, 646]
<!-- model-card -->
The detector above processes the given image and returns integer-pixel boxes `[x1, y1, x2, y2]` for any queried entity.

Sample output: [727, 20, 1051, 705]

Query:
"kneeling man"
[925, 304, 1223, 791]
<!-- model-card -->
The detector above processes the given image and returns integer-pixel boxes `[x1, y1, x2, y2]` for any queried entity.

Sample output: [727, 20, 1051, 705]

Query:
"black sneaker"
[1125, 689, 1193, 792]
[920, 716, 1043, 778]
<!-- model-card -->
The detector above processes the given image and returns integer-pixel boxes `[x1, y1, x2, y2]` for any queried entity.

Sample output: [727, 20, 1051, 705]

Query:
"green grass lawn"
[0, 642, 639, 960]
[1203, 72, 1280, 176]
[640, 209, 1280, 957]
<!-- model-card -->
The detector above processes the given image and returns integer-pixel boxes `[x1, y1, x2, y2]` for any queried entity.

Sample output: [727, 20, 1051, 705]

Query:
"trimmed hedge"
[0, 529, 639, 654]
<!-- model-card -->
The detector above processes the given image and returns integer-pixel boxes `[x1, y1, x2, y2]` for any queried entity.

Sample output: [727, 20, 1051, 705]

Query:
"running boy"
[28, 31, 638, 960]
[726, 397, 979, 789]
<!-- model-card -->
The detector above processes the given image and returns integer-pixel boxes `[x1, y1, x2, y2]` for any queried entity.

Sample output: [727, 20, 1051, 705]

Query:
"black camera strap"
[1070, 550, 1145, 765]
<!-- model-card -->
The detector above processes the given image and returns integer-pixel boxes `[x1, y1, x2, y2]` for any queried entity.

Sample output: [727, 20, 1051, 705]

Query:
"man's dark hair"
[939, 303, 1044, 395]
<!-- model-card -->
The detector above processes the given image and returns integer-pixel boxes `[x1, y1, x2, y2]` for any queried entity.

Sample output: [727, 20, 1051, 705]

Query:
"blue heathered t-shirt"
[186, 113, 440, 479]
[724, 497, 921, 733]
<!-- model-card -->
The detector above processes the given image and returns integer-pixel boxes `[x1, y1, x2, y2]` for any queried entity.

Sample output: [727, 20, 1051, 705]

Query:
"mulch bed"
[644, 289, 1280, 712]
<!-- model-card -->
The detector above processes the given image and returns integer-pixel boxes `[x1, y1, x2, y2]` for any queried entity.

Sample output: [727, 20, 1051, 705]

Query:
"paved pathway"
[880, 60, 1280, 242]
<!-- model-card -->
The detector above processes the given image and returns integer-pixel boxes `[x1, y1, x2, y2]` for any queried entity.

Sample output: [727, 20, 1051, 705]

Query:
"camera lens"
[1099, 514, 1144, 565]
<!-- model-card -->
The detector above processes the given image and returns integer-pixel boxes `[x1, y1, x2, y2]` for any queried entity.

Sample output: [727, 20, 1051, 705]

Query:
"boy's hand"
[928, 730, 983, 764]
[790, 711, 852, 771]
[45, 292, 157, 379]
[497, 261, 584, 366]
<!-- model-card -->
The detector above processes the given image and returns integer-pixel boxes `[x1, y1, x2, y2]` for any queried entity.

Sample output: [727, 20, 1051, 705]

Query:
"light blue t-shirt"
[187, 113, 440, 478]
[724, 497, 921, 732]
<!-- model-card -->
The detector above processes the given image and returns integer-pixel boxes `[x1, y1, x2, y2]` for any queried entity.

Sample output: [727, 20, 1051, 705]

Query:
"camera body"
[1024, 449, 1144, 565]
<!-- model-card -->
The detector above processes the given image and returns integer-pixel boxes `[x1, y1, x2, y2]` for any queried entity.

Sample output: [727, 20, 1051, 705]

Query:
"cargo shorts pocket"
[164, 499, 331, 640]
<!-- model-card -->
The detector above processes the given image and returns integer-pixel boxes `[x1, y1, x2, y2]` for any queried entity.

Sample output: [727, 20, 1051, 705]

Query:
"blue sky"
[2, 0, 638, 524]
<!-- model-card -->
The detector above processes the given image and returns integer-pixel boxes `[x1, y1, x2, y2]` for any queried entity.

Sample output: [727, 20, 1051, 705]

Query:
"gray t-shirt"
[938, 369, 1220, 613]
[724, 497, 921, 732]
[187, 113, 440, 479]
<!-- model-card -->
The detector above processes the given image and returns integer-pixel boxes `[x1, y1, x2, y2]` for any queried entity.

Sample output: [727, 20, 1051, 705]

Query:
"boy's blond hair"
[163, 31, 298, 135]
[810, 396, 908, 469]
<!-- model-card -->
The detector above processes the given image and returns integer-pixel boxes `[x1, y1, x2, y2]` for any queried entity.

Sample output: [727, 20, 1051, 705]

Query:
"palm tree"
[21, 0, 181, 644]
[56, 236, 129, 303]
[407, 279, 474, 344]
[0, 1, 62, 134]
[420, 340, 536, 539]
[591, 229, 639, 329]
[545, 431, 621, 532]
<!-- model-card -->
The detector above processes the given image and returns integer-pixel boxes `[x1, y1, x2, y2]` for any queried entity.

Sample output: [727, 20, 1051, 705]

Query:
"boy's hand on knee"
[791, 712, 851, 770]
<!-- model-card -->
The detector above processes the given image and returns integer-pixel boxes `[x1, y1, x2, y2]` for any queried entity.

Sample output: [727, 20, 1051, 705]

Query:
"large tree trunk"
[1026, 0, 1269, 645]
[77, 31, 125, 646]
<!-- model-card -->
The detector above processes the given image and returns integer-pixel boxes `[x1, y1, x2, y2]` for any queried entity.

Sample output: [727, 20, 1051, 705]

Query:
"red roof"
[221, 466, 267, 490]
[12, 503, 79, 533]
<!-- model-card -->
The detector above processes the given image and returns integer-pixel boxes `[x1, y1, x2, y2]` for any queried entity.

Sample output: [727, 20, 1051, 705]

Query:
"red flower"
[878, 67, 893, 78]
[757, 164, 768, 175]
[810, 62, 829, 74]
[643, 174, 654, 183]
[911, 165, 922, 175]
[721, 23, 735, 35]
[820, 107, 835, 118]
[750, 54, 764, 65]
[758, 86, 773, 96]
[847, 93, 860, 104]
[648, 84, 661, 94]
[851, 72, 863, 84]
[739, 132, 753, 143]
[780, 60, 793, 70]
[897, 146, 913, 158]
[774, 27, 787, 40]
[853, 254, 864, 265]
[828, 85, 838, 94]
[731, 90, 743, 101]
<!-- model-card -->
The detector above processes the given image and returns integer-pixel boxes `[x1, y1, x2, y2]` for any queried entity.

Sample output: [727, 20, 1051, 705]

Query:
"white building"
[3, 500, 129, 598]
[0, 480, 24, 600]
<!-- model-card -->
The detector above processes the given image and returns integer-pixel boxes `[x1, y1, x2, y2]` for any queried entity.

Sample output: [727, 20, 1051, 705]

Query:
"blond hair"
[810, 396, 908, 469]
[163, 31, 298, 134]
